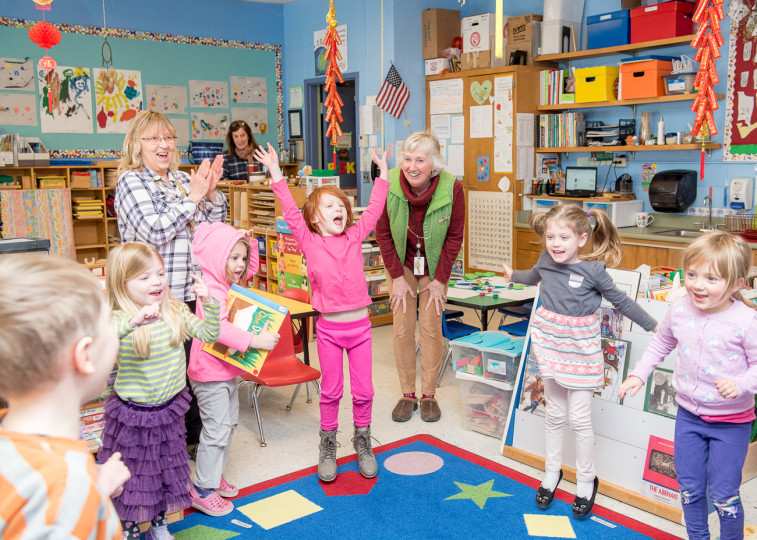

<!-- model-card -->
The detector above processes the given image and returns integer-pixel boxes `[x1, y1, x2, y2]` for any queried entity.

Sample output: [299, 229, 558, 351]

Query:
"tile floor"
[203, 314, 757, 539]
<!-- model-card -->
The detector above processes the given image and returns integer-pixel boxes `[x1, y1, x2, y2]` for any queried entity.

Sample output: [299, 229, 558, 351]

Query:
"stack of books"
[535, 112, 586, 148]
[72, 197, 104, 219]
[539, 69, 576, 106]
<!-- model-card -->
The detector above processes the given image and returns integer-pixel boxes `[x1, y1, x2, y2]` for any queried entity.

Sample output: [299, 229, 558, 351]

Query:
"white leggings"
[543, 378, 595, 482]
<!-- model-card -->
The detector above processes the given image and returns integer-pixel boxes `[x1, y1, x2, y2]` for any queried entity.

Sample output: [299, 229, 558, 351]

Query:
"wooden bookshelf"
[534, 34, 695, 63]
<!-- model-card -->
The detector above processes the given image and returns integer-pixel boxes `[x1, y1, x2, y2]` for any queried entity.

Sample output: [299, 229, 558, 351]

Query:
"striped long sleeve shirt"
[0, 428, 121, 539]
[115, 167, 227, 302]
[112, 301, 220, 405]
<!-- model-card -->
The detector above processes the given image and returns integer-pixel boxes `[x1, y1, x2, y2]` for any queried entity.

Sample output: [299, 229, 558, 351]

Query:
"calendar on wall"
[467, 191, 512, 271]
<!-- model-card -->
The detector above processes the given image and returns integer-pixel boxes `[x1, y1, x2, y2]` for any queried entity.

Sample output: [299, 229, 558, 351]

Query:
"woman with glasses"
[115, 110, 227, 458]
[222, 120, 260, 180]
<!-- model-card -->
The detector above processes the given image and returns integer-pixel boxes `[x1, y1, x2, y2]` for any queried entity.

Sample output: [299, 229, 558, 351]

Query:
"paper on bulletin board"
[430, 114, 451, 139]
[0, 57, 34, 90]
[450, 115, 465, 144]
[360, 105, 382, 134]
[189, 80, 229, 108]
[447, 144, 464, 178]
[191, 112, 229, 140]
[428, 79, 463, 115]
[173, 118, 190, 148]
[516, 147, 534, 181]
[230, 76, 267, 104]
[314, 24, 348, 74]
[146, 85, 188, 115]
[289, 86, 303, 109]
[94, 68, 143, 134]
[39, 66, 93, 134]
[468, 190, 512, 270]
[493, 75, 513, 173]
[0, 93, 37, 126]
[232, 108, 268, 134]
[470, 105, 492, 139]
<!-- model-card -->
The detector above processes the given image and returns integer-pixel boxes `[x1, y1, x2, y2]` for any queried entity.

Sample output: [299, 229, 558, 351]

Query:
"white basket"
[302, 175, 339, 195]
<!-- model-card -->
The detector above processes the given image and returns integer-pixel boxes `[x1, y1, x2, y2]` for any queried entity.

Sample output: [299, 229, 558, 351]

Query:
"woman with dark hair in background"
[222, 120, 260, 180]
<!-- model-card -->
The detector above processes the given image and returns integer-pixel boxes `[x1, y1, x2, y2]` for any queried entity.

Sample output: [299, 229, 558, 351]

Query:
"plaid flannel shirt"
[222, 152, 251, 181]
[115, 167, 227, 302]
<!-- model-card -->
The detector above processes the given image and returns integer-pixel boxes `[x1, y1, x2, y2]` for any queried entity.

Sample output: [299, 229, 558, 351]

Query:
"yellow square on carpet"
[523, 514, 576, 538]
[237, 489, 322, 530]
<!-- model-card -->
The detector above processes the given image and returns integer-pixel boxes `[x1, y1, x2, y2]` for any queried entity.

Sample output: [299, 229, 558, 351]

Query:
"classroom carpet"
[168, 434, 678, 539]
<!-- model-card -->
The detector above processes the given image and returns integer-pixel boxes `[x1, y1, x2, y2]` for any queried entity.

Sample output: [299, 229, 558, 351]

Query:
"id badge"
[413, 256, 425, 276]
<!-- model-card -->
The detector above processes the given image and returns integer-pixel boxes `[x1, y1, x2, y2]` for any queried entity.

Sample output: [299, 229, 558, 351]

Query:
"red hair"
[301, 185, 354, 234]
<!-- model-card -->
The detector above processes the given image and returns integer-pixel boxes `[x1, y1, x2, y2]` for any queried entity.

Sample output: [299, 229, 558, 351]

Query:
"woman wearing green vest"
[375, 131, 465, 422]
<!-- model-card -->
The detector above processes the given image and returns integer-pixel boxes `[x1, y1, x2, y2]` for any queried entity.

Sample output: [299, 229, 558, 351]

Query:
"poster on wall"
[189, 80, 229, 108]
[467, 190, 512, 270]
[94, 68, 143, 133]
[39, 66, 93, 134]
[146, 84, 188, 115]
[313, 24, 348, 75]
[0, 57, 34, 90]
[173, 118, 190, 148]
[231, 107, 268, 134]
[494, 75, 514, 173]
[724, 3, 757, 160]
[0, 93, 37, 126]
[230, 76, 267, 104]
[190, 112, 229, 140]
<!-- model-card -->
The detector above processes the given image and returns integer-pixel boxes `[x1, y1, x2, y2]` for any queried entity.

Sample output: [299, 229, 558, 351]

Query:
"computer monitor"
[564, 167, 597, 198]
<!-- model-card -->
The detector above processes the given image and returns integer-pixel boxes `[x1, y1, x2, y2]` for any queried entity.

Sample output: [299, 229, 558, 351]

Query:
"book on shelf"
[201, 284, 289, 376]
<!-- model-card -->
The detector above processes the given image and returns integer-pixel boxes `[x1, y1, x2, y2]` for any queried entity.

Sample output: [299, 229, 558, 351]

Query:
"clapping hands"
[190, 154, 224, 203]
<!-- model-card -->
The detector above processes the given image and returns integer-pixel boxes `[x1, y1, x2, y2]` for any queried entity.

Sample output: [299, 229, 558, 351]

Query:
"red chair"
[237, 311, 321, 447]
[280, 288, 320, 408]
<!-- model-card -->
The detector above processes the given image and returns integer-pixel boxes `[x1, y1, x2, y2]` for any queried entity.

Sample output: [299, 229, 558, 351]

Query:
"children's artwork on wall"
[173, 118, 190, 148]
[594, 338, 631, 404]
[644, 367, 677, 419]
[94, 68, 143, 133]
[230, 76, 267, 104]
[189, 80, 229, 108]
[476, 155, 490, 182]
[0, 93, 37, 126]
[596, 306, 623, 339]
[146, 84, 188, 115]
[39, 66, 93, 134]
[724, 3, 757, 160]
[518, 355, 546, 418]
[231, 107, 268, 135]
[190, 112, 229, 140]
[0, 57, 34, 90]
[641, 163, 657, 191]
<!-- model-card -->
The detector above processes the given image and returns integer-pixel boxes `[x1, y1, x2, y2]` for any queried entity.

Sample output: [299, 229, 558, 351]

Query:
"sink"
[654, 229, 703, 238]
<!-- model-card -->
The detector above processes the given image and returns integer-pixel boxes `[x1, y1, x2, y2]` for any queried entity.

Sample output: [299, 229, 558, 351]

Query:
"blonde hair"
[118, 111, 180, 176]
[682, 231, 755, 309]
[529, 204, 623, 268]
[0, 254, 104, 398]
[106, 243, 187, 358]
[225, 237, 252, 285]
[400, 130, 444, 173]
[301, 185, 355, 235]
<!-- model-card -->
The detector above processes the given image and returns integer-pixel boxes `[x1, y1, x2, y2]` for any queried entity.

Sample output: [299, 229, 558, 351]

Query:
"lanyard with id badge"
[409, 201, 430, 276]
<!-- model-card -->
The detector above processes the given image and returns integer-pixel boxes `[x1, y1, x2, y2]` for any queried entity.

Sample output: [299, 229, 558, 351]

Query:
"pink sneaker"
[217, 475, 239, 498]
[190, 486, 233, 517]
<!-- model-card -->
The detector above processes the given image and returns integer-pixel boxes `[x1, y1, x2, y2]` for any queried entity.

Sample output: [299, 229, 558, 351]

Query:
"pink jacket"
[188, 221, 259, 382]
[270, 178, 389, 313]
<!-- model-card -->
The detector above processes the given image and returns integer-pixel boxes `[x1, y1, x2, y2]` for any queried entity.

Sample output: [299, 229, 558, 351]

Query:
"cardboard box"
[575, 65, 620, 102]
[425, 58, 449, 76]
[422, 8, 460, 60]
[462, 13, 494, 53]
[508, 14, 542, 45]
[462, 50, 491, 71]
[622, 0, 642, 7]
[504, 23, 542, 66]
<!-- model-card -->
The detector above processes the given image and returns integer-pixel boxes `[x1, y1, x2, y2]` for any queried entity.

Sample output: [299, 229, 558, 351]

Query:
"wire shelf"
[725, 213, 757, 241]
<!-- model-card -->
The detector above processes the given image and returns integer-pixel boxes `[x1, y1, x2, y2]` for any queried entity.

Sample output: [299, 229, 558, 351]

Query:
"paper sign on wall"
[146, 84, 187, 115]
[230, 76, 267, 104]
[0, 57, 34, 90]
[189, 80, 229, 108]
[232, 107, 269, 135]
[191, 112, 229, 140]
[0, 93, 37, 125]
[39, 66, 93, 134]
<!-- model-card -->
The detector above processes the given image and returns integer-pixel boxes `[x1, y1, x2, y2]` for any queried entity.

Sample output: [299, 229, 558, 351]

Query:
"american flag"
[376, 65, 409, 119]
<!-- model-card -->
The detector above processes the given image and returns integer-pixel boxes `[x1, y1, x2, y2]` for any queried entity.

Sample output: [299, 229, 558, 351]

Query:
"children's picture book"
[604, 268, 642, 333]
[644, 367, 678, 419]
[202, 284, 288, 376]
[596, 305, 623, 339]
[640, 435, 680, 508]
[593, 338, 631, 404]
[518, 355, 546, 418]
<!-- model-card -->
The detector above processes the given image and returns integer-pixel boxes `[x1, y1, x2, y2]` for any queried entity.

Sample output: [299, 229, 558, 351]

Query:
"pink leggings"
[316, 316, 374, 431]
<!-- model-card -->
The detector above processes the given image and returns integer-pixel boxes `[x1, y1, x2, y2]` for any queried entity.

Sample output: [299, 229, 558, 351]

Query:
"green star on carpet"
[445, 479, 512, 509]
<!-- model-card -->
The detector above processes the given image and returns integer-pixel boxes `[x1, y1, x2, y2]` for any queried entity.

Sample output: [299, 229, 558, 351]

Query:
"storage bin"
[362, 244, 383, 267]
[620, 58, 673, 99]
[457, 371, 513, 439]
[302, 175, 339, 196]
[584, 199, 644, 228]
[587, 10, 630, 50]
[630, 1, 694, 44]
[256, 236, 266, 255]
[662, 72, 696, 95]
[483, 338, 525, 383]
[540, 19, 579, 55]
[451, 331, 513, 376]
[37, 176, 66, 188]
[575, 66, 619, 103]
[368, 299, 390, 316]
[366, 271, 388, 296]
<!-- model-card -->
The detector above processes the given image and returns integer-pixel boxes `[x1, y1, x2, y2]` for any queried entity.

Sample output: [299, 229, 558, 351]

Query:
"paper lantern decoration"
[38, 55, 56, 71]
[28, 21, 61, 49]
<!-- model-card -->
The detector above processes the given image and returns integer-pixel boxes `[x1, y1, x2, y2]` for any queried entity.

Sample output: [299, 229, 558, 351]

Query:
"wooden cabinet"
[513, 228, 543, 269]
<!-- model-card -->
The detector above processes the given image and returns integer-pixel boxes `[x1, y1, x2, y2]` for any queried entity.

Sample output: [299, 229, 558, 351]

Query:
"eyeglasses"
[140, 136, 176, 145]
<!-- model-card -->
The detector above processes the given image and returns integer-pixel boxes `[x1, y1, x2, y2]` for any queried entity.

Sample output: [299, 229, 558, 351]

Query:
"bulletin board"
[0, 18, 283, 158]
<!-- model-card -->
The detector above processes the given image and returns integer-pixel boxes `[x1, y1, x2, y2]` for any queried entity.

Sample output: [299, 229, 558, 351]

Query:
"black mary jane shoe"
[535, 469, 563, 509]
[572, 476, 600, 518]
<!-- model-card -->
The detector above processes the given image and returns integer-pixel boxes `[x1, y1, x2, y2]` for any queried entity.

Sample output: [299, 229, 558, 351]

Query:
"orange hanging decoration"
[323, 0, 343, 165]
[28, 21, 61, 49]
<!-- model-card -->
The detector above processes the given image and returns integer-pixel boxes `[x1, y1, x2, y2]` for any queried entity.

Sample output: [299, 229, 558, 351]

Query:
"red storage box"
[620, 59, 673, 99]
[630, 1, 694, 43]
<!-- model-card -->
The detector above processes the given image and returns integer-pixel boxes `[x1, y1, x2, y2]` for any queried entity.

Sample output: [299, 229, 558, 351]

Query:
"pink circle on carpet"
[383, 451, 444, 476]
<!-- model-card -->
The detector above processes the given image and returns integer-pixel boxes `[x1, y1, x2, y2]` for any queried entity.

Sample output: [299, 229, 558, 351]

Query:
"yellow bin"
[575, 66, 620, 103]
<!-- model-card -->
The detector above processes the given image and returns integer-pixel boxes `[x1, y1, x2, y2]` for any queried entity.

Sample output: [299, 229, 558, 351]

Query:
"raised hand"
[252, 321, 280, 351]
[207, 154, 224, 196]
[372, 148, 389, 181]
[129, 305, 162, 329]
[253, 143, 284, 183]
[190, 273, 212, 304]
[189, 158, 213, 203]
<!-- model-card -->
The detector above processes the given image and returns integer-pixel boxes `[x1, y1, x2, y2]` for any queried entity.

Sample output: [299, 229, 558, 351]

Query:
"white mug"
[636, 212, 655, 228]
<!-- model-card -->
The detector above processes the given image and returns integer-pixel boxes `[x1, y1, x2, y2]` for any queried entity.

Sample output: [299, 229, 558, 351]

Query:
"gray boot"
[318, 429, 338, 482]
[352, 425, 378, 479]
